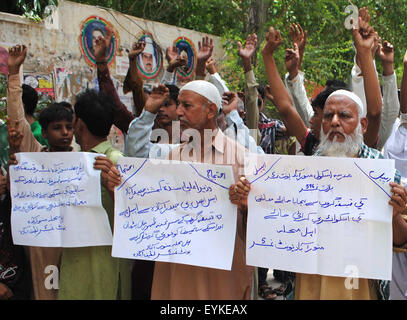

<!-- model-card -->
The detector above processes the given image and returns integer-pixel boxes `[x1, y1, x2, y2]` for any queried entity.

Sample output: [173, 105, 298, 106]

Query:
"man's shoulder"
[105, 147, 123, 164]
[93, 140, 123, 164]
[358, 143, 401, 184]
[358, 143, 384, 159]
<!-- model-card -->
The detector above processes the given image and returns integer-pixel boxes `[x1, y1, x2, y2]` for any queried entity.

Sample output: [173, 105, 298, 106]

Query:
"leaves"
[8, 0, 407, 117]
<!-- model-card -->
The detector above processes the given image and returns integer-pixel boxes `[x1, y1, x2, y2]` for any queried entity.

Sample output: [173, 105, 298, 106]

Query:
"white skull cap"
[143, 37, 155, 54]
[180, 80, 222, 112]
[326, 89, 366, 118]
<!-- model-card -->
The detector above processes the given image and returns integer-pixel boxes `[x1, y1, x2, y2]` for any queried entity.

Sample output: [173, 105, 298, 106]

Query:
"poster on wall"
[24, 74, 55, 99]
[173, 36, 197, 81]
[54, 66, 72, 102]
[79, 16, 118, 67]
[135, 31, 163, 80]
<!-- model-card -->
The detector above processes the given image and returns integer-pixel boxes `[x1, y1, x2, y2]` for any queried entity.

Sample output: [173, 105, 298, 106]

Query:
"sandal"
[258, 284, 277, 300]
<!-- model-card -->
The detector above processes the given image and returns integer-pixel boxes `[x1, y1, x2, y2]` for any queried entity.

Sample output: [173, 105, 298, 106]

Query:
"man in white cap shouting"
[149, 79, 254, 300]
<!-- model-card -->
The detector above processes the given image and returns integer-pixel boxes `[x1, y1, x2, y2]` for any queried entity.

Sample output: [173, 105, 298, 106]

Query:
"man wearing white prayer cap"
[259, 24, 407, 300]
[140, 37, 156, 73]
[292, 88, 407, 300]
[151, 79, 254, 300]
[316, 89, 368, 157]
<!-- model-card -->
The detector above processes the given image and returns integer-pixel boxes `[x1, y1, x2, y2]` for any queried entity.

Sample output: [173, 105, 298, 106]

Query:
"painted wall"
[0, 0, 224, 103]
[0, 0, 224, 150]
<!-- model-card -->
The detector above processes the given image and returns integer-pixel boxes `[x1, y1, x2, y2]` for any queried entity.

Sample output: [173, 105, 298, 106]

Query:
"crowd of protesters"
[1, 7, 407, 300]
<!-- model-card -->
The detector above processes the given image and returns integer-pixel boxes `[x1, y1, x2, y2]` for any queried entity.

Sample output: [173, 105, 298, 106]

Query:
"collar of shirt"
[90, 140, 113, 154]
[178, 128, 225, 162]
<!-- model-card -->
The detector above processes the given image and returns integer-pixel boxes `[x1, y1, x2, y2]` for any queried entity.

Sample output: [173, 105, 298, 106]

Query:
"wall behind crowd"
[0, 0, 224, 150]
[0, 0, 224, 112]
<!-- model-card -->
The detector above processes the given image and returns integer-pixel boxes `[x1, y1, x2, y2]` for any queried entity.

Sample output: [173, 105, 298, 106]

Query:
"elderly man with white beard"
[316, 89, 372, 158]
[231, 86, 407, 300]
[249, 18, 407, 299]
[292, 88, 407, 299]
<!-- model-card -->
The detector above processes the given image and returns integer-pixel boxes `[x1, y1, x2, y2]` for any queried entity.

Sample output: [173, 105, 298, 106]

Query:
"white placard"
[10, 152, 113, 247]
[112, 157, 237, 270]
[246, 154, 395, 280]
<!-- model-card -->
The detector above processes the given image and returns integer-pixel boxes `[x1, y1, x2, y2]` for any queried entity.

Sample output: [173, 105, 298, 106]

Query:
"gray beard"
[316, 123, 363, 157]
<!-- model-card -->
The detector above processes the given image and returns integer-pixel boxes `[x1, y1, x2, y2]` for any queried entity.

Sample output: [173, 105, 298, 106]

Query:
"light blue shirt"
[125, 108, 264, 160]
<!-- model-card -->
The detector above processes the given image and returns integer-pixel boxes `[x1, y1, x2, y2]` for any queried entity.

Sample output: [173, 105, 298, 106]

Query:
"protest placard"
[246, 154, 395, 280]
[9, 152, 113, 247]
[112, 157, 237, 270]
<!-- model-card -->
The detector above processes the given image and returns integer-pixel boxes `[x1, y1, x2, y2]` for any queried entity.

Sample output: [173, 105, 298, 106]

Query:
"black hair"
[53, 101, 73, 114]
[257, 85, 265, 100]
[257, 85, 266, 108]
[325, 79, 348, 89]
[311, 80, 348, 110]
[165, 84, 179, 103]
[22, 84, 38, 116]
[74, 89, 115, 138]
[38, 104, 73, 131]
[311, 86, 349, 110]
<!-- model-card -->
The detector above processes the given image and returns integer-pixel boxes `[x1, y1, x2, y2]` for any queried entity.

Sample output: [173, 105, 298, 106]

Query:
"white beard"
[316, 123, 363, 157]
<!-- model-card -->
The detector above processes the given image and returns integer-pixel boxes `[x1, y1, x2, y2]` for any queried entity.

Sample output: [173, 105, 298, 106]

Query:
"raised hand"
[237, 33, 258, 60]
[289, 23, 307, 69]
[377, 39, 394, 76]
[94, 26, 113, 63]
[221, 91, 239, 115]
[262, 27, 282, 57]
[206, 58, 217, 75]
[129, 40, 146, 61]
[289, 23, 306, 51]
[197, 36, 214, 62]
[237, 91, 245, 103]
[238, 33, 257, 72]
[352, 15, 376, 55]
[376, 39, 394, 64]
[358, 7, 371, 36]
[166, 45, 187, 72]
[285, 44, 300, 78]
[144, 84, 169, 114]
[8, 45, 27, 75]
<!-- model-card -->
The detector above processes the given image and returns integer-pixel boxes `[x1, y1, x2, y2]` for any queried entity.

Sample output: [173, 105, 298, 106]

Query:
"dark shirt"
[300, 129, 319, 156]
[97, 67, 136, 135]
[0, 193, 31, 299]
[258, 112, 285, 154]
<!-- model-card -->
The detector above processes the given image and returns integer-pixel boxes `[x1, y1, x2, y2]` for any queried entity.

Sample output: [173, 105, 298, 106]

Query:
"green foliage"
[10, 0, 407, 116]
[15, 0, 58, 21]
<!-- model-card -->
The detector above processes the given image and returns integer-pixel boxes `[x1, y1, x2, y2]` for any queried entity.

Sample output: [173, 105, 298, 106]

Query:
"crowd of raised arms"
[1, 6, 407, 301]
